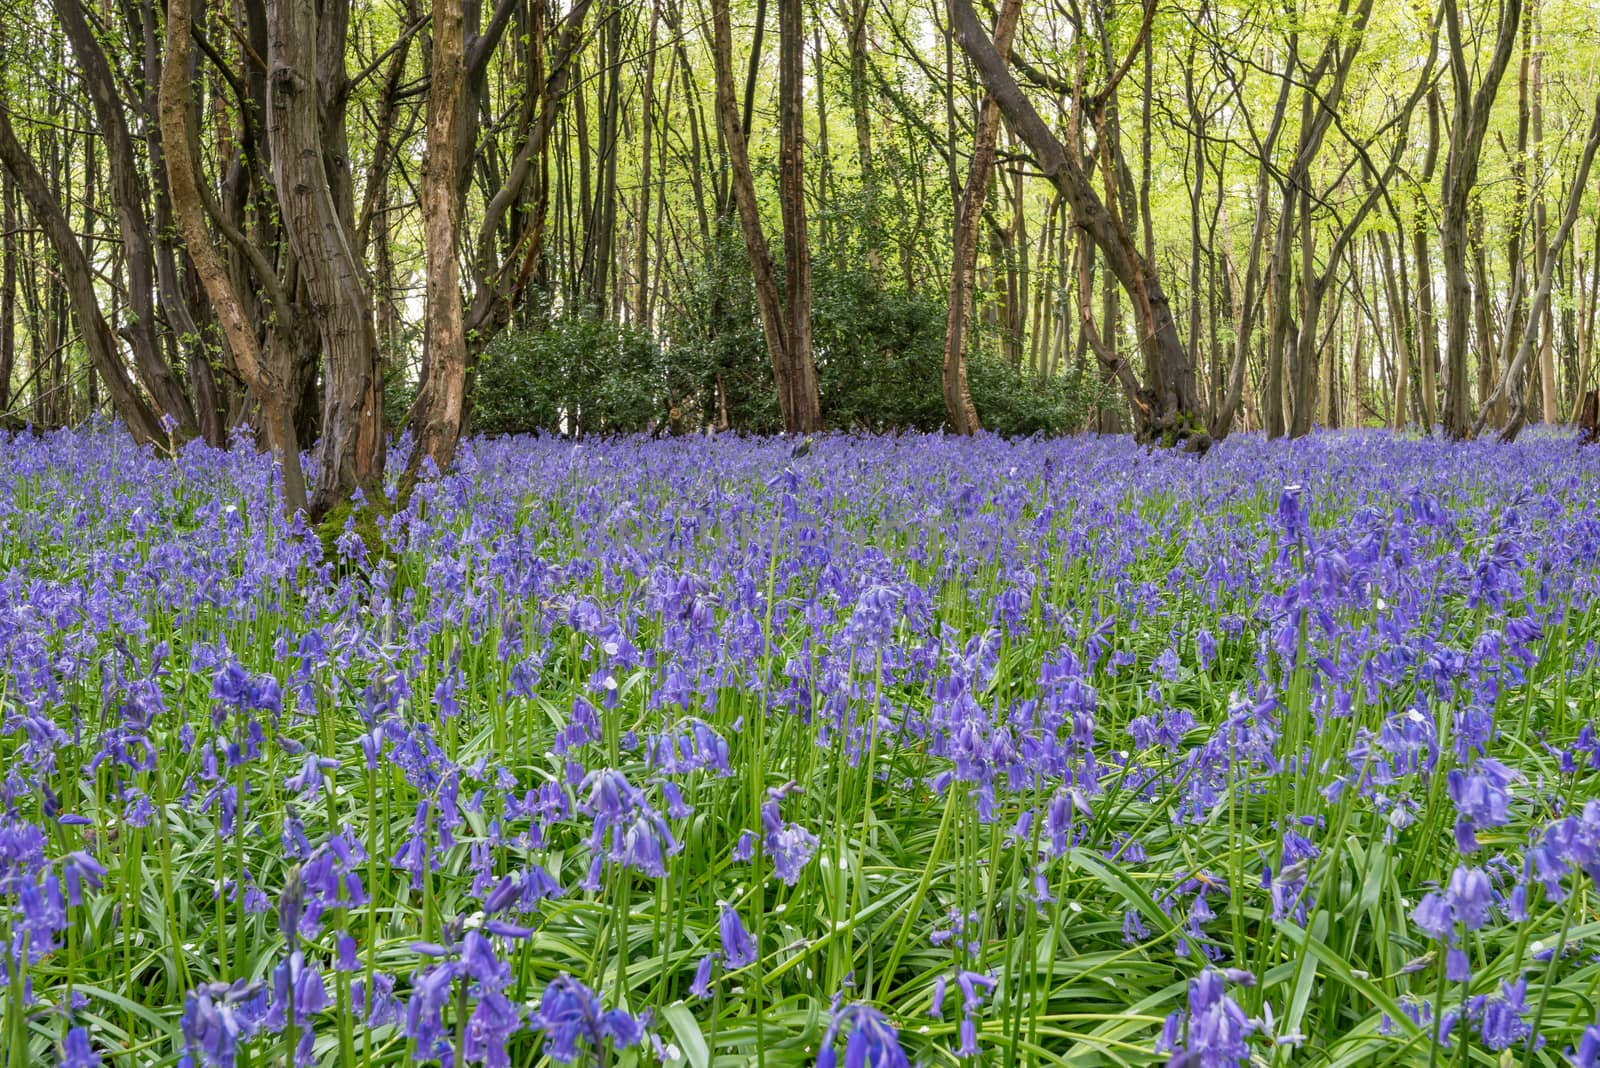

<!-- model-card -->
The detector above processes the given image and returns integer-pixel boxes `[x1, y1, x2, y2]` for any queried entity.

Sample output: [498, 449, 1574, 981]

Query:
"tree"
[158, 0, 309, 512]
[1439, 0, 1523, 438]
[407, 0, 468, 484]
[777, 0, 819, 433]
[711, 0, 821, 433]
[409, 0, 593, 478]
[266, 0, 386, 514]
[1475, 88, 1600, 441]
[942, 0, 1023, 435]
[0, 104, 165, 443]
[952, 0, 1208, 449]
[0, 0, 1596, 455]
[56, 0, 200, 439]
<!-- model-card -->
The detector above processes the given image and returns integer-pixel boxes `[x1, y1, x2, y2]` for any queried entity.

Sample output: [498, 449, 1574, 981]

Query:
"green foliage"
[661, 230, 1089, 435]
[968, 349, 1088, 436]
[472, 306, 668, 435]
[382, 358, 418, 432]
[662, 229, 783, 432]
[475, 234, 1088, 439]
[809, 264, 949, 431]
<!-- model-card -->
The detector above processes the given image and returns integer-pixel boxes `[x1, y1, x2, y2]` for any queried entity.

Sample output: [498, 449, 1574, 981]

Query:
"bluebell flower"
[1155, 970, 1258, 1067]
[690, 953, 716, 998]
[179, 980, 267, 1068]
[59, 1026, 101, 1068]
[464, 987, 521, 1068]
[284, 753, 338, 800]
[953, 971, 996, 1056]
[404, 959, 459, 1053]
[263, 950, 327, 1042]
[1476, 976, 1533, 1051]
[928, 974, 947, 1017]
[1446, 866, 1494, 930]
[529, 974, 648, 1064]
[1412, 892, 1454, 940]
[719, 904, 757, 968]
[391, 800, 434, 891]
[761, 791, 818, 885]
[954, 970, 995, 1013]
[660, 780, 693, 818]
[1447, 759, 1516, 852]
[336, 933, 360, 972]
[351, 972, 401, 1029]
[61, 850, 105, 907]
[1277, 485, 1308, 539]
[815, 1002, 910, 1068]
[1570, 1023, 1600, 1067]
[276, 865, 306, 947]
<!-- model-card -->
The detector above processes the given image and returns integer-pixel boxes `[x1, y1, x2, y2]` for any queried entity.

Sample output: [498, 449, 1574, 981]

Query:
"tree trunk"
[1472, 211, 1499, 426]
[0, 180, 13, 413]
[943, 0, 1023, 435]
[1211, 51, 1294, 439]
[462, 0, 593, 344]
[160, 0, 308, 512]
[635, 0, 659, 322]
[1530, 16, 1559, 424]
[848, 0, 879, 273]
[266, 0, 383, 515]
[580, 4, 621, 309]
[1377, 231, 1413, 428]
[1439, 0, 1522, 437]
[951, 0, 1206, 449]
[711, 0, 819, 432]
[777, 0, 821, 431]
[56, 0, 199, 437]
[405, 0, 469, 483]
[0, 103, 163, 443]
[1496, 3, 1535, 427]
[1413, 93, 1441, 429]
[1572, 224, 1600, 420]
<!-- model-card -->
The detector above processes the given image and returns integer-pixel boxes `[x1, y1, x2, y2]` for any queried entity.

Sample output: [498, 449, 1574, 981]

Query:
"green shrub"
[664, 232, 1089, 435]
[659, 231, 783, 432]
[475, 238, 1090, 437]
[968, 350, 1086, 437]
[472, 308, 666, 436]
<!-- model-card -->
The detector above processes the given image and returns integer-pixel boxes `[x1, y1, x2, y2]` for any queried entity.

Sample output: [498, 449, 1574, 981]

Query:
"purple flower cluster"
[1, 426, 1599, 1066]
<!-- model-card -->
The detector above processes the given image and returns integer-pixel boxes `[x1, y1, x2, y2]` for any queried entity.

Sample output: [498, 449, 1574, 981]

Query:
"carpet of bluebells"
[3, 426, 1600, 1068]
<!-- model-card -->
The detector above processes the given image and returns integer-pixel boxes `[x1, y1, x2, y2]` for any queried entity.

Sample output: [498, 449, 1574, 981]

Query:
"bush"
[664, 232, 1089, 435]
[809, 267, 948, 431]
[968, 351, 1086, 437]
[475, 237, 1091, 437]
[659, 231, 782, 432]
[472, 309, 666, 436]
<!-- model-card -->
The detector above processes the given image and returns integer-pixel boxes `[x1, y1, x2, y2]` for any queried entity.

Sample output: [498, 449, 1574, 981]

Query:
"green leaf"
[662, 1001, 711, 1068]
